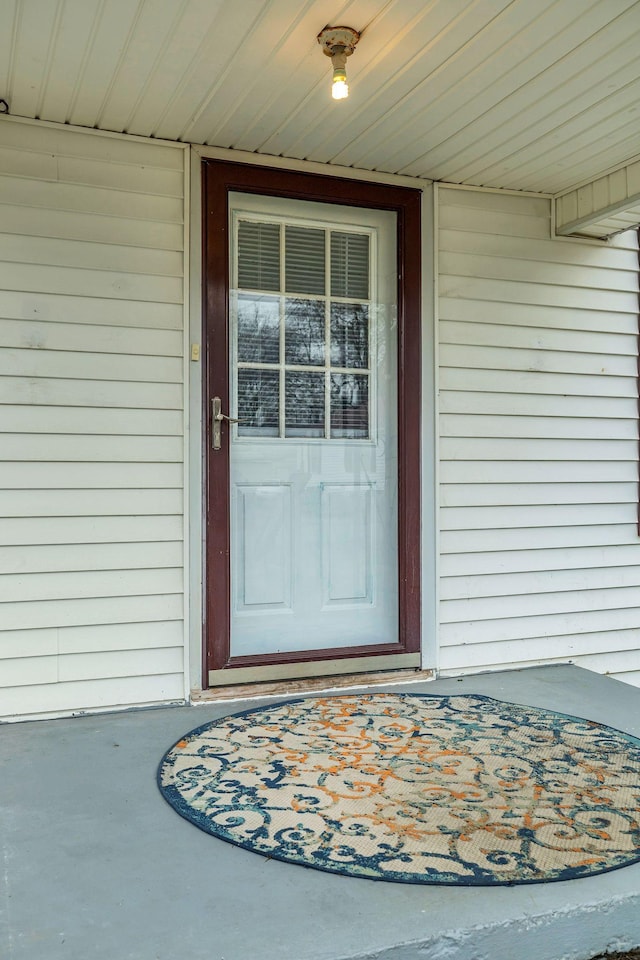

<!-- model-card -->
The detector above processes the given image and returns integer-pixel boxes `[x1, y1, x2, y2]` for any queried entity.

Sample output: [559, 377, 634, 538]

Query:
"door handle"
[211, 397, 239, 450]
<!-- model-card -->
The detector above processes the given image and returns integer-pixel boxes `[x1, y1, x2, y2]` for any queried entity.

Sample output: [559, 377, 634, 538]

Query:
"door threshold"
[191, 667, 435, 704]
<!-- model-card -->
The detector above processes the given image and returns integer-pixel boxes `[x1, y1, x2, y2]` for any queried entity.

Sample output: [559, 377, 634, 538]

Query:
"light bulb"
[331, 50, 349, 100]
[318, 28, 359, 103]
[332, 77, 349, 100]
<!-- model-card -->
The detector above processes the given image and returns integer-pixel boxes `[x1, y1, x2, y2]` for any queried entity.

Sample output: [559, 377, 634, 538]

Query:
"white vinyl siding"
[437, 186, 640, 687]
[0, 119, 186, 719]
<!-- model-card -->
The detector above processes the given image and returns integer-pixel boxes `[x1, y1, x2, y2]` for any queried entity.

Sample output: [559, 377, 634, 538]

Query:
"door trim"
[202, 159, 422, 685]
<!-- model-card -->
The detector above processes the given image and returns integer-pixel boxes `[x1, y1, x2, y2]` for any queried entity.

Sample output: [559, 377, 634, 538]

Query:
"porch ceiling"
[2, 0, 640, 197]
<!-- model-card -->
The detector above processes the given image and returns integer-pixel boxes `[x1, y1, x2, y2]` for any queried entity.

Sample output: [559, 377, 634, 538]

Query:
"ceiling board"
[1, 0, 640, 198]
[393, 0, 640, 181]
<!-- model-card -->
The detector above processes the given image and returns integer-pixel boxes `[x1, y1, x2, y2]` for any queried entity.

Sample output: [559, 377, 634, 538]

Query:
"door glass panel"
[285, 225, 325, 295]
[237, 294, 280, 363]
[330, 373, 369, 439]
[284, 299, 325, 365]
[237, 369, 279, 436]
[331, 232, 369, 299]
[237, 221, 280, 291]
[285, 371, 325, 437]
[330, 303, 368, 369]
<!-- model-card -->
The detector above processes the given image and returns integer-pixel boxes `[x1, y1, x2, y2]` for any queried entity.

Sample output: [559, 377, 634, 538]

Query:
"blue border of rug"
[157, 693, 640, 886]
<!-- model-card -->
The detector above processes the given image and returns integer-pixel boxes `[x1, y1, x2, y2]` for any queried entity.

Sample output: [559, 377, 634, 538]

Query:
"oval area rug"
[157, 693, 640, 885]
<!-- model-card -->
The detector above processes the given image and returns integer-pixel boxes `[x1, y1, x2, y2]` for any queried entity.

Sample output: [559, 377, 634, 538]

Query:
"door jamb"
[201, 158, 423, 687]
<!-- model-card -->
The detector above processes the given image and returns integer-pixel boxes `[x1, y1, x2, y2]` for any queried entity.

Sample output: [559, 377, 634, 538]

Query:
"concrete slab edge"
[342, 891, 640, 960]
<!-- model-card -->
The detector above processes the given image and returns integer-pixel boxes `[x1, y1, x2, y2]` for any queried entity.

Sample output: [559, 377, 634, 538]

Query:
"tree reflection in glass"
[331, 374, 369, 438]
[285, 299, 325, 366]
[285, 372, 325, 437]
[330, 304, 368, 369]
[238, 369, 279, 436]
[237, 295, 280, 363]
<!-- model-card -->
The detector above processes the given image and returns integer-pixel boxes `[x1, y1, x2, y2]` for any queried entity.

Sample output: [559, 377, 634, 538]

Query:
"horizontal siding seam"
[437, 241, 638, 273]
[0, 240, 183, 277]
[438, 339, 637, 359]
[0, 286, 183, 306]
[0, 168, 184, 201]
[0, 344, 184, 360]
[0, 139, 185, 171]
[0, 646, 185, 662]
[2, 114, 187, 152]
[0, 195, 184, 226]
[439, 249, 639, 284]
[440, 271, 639, 299]
[435, 185, 552, 205]
[0, 165, 184, 200]
[441, 278, 639, 298]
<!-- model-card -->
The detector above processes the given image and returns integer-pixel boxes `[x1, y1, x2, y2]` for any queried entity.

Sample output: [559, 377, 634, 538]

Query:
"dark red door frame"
[202, 158, 422, 684]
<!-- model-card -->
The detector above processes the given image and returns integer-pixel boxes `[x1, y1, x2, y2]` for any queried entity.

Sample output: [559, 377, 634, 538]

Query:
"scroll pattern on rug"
[158, 693, 640, 884]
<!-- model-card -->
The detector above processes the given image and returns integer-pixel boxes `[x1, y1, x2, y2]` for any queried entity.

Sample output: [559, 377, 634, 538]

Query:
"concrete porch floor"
[2, 664, 640, 960]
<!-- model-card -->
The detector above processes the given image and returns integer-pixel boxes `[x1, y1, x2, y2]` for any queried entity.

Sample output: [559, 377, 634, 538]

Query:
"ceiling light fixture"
[317, 26, 360, 101]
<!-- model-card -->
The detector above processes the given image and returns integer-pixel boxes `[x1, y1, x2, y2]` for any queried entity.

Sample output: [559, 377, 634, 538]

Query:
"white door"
[228, 192, 398, 660]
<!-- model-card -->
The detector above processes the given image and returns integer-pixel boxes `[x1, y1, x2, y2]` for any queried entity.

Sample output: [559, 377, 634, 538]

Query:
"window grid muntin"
[233, 211, 376, 442]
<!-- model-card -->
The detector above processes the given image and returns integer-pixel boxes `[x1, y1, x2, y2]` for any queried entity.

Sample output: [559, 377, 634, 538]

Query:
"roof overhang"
[555, 156, 640, 240]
